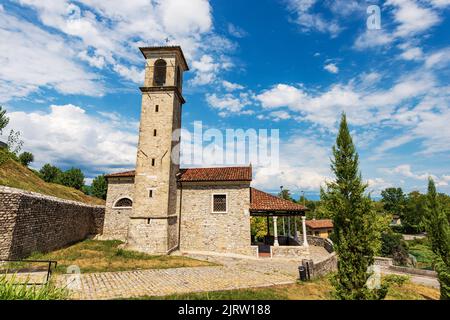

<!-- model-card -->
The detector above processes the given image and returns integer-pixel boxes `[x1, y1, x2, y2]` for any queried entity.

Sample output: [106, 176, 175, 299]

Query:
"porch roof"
[249, 188, 307, 216]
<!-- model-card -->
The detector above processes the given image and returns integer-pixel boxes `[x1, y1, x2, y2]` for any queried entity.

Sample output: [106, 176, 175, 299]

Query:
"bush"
[57, 168, 85, 190]
[18, 151, 34, 166]
[381, 232, 410, 266]
[39, 164, 62, 183]
[0, 275, 68, 300]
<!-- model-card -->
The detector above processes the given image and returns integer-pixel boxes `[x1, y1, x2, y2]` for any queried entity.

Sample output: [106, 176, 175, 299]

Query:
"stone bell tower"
[126, 46, 189, 254]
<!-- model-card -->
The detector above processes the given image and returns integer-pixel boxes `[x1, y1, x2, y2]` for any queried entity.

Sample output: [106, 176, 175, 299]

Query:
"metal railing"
[0, 259, 58, 285]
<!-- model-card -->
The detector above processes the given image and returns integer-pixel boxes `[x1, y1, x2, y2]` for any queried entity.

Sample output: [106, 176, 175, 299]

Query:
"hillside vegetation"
[0, 149, 104, 205]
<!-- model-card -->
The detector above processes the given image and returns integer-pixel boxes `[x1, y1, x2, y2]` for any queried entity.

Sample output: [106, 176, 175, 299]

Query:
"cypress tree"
[425, 178, 450, 299]
[322, 113, 384, 300]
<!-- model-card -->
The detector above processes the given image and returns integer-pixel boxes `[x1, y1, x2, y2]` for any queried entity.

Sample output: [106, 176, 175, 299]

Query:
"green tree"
[278, 188, 293, 201]
[91, 174, 107, 200]
[39, 164, 62, 183]
[404, 191, 426, 233]
[381, 187, 406, 217]
[425, 178, 450, 299]
[58, 168, 85, 190]
[0, 106, 9, 135]
[321, 113, 385, 300]
[18, 151, 34, 167]
[251, 217, 268, 242]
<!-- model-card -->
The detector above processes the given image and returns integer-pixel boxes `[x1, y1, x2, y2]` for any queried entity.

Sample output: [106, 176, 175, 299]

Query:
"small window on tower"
[212, 194, 227, 213]
[151, 158, 155, 166]
[155, 105, 159, 112]
[149, 190, 153, 198]
[153, 129, 157, 136]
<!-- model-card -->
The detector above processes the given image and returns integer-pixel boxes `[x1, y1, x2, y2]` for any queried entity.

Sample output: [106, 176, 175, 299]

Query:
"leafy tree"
[81, 185, 91, 196]
[425, 178, 450, 299]
[404, 191, 426, 233]
[278, 188, 293, 201]
[58, 168, 85, 190]
[39, 164, 62, 183]
[0, 106, 9, 135]
[7, 129, 23, 155]
[381, 187, 406, 217]
[18, 151, 34, 167]
[321, 113, 385, 300]
[251, 217, 268, 242]
[91, 174, 107, 200]
[381, 232, 409, 266]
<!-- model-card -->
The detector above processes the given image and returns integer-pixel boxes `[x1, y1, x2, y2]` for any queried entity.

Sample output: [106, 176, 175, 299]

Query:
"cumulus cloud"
[324, 63, 339, 74]
[1, 0, 234, 101]
[0, 9, 103, 102]
[5, 104, 138, 177]
[205, 92, 254, 116]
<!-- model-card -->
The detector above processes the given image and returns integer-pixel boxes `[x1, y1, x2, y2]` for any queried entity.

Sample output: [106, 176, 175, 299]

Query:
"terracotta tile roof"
[250, 188, 307, 212]
[305, 219, 334, 229]
[178, 166, 252, 182]
[105, 170, 136, 178]
[105, 166, 252, 182]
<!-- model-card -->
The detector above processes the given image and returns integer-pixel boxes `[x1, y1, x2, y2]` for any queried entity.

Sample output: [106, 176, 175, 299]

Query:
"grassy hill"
[0, 149, 104, 205]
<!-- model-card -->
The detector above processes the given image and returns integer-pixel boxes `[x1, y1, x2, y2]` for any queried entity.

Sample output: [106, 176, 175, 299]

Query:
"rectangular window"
[151, 158, 155, 166]
[212, 194, 227, 213]
[153, 129, 157, 136]
[149, 190, 153, 198]
[155, 105, 159, 112]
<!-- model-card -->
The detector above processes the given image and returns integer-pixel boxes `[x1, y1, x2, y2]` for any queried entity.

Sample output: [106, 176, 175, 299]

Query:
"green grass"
[407, 238, 435, 270]
[131, 275, 439, 300]
[0, 275, 68, 300]
[0, 149, 104, 205]
[14, 240, 214, 274]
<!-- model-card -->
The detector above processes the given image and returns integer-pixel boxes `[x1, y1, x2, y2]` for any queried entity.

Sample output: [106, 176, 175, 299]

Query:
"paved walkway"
[57, 249, 329, 300]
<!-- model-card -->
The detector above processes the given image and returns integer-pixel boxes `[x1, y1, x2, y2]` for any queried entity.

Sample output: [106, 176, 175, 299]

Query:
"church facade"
[102, 46, 307, 256]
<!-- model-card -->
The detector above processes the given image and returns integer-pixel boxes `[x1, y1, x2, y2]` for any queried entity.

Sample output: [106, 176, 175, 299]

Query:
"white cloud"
[399, 46, 423, 60]
[6, 0, 233, 100]
[354, 30, 394, 50]
[6, 104, 138, 177]
[222, 80, 245, 91]
[0, 9, 103, 102]
[269, 110, 291, 121]
[227, 23, 248, 38]
[252, 136, 331, 192]
[324, 63, 339, 74]
[386, 0, 441, 37]
[205, 92, 253, 116]
[285, 0, 341, 37]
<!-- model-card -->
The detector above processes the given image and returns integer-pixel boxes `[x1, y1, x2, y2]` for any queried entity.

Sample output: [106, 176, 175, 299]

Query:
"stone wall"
[102, 177, 134, 241]
[302, 252, 338, 279]
[179, 183, 253, 256]
[271, 245, 310, 258]
[0, 187, 105, 259]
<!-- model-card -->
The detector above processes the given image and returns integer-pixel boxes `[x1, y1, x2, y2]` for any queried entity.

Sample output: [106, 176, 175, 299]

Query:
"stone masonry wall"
[0, 187, 105, 259]
[102, 178, 134, 241]
[179, 183, 253, 256]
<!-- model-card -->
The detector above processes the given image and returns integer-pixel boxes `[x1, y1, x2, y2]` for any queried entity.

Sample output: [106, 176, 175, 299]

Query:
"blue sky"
[0, 0, 449, 198]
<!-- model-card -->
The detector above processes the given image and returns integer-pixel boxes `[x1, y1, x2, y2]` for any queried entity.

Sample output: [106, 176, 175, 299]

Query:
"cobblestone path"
[57, 250, 330, 300]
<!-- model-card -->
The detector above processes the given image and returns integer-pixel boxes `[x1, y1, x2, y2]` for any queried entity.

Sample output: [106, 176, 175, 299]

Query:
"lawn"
[5, 240, 214, 274]
[406, 238, 435, 270]
[132, 275, 440, 300]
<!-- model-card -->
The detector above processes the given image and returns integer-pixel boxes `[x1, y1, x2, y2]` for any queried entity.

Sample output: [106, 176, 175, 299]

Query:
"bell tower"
[127, 46, 189, 254]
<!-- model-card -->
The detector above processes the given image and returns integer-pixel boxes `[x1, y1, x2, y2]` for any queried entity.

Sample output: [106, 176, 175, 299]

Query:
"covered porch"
[249, 188, 310, 258]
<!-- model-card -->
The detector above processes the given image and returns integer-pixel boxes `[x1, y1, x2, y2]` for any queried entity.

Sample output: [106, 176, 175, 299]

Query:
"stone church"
[102, 46, 308, 257]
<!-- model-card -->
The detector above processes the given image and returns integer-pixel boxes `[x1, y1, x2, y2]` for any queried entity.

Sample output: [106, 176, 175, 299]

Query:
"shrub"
[18, 151, 34, 166]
